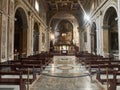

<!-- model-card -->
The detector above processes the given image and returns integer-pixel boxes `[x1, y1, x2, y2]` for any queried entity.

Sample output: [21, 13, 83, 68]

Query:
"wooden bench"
[96, 65, 120, 90]
[0, 63, 41, 75]
[21, 57, 50, 66]
[0, 71, 26, 90]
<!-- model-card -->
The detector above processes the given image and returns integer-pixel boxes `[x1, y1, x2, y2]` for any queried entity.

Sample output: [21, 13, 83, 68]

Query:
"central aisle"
[30, 56, 105, 90]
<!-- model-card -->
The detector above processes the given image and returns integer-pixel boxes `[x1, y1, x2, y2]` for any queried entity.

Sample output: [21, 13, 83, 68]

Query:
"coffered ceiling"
[44, 0, 92, 26]
[45, 0, 91, 12]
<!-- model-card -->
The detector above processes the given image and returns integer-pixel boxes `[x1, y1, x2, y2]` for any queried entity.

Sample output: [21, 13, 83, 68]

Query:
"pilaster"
[118, 0, 120, 59]
[7, 0, 14, 60]
[1, 0, 9, 62]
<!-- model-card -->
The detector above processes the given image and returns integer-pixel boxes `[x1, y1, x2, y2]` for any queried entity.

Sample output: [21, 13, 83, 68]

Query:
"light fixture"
[62, 33, 66, 36]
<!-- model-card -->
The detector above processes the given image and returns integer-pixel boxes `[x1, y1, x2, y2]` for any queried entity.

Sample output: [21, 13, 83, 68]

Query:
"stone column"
[30, 15, 34, 55]
[99, 14, 104, 56]
[7, 0, 14, 60]
[44, 27, 47, 51]
[87, 25, 91, 53]
[39, 26, 43, 52]
[80, 30, 85, 52]
[43, 27, 47, 51]
[96, 16, 100, 55]
[77, 27, 81, 51]
[101, 21, 104, 56]
[27, 13, 31, 56]
[97, 28, 102, 56]
[26, 12, 34, 56]
[46, 27, 51, 52]
[118, 0, 120, 59]
[1, 0, 9, 62]
[0, 0, 2, 62]
[98, 15, 103, 56]
[38, 23, 41, 53]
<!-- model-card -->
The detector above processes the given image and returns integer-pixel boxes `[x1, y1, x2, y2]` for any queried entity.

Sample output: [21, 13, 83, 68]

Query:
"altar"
[61, 50, 68, 55]
[54, 44, 75, 54]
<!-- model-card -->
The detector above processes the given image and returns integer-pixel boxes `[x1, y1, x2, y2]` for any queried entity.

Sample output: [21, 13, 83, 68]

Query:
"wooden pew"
[0, 62, 41, 75]
[76, 54, 120, 90]
[0, 66, 37, 89]
[112, 71, 120, 90]
[96, 65, 120, 90]
[85, 60, 120, 75]
[0, 71, 26, 90]
[21, 57, 50, 66]
[77, 55, 103, 63]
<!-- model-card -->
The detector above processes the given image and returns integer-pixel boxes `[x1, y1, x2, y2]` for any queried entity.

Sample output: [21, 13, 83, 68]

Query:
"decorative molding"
[102, 25, 110, 29]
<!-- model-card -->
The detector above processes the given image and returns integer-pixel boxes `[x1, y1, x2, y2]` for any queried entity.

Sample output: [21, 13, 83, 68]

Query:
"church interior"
[0, 0, 120, 90]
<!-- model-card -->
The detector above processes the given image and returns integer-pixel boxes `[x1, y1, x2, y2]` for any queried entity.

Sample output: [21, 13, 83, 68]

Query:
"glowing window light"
[84, 14, 90, 21]
[50, 33, 55, 40]
[62, 33, 66, 36]
[35, 0, 39, 12]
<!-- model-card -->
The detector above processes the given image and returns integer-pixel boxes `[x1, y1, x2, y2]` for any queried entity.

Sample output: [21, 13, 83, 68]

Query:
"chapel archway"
[33, 22, 39, 54]
[14, 7, 28, 59]
[91, 22, 97, 54]
[103, 7, 118, 56]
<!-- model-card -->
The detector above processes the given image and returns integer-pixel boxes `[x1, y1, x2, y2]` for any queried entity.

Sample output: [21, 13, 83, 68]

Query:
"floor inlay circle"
[57, 65, 73, 70]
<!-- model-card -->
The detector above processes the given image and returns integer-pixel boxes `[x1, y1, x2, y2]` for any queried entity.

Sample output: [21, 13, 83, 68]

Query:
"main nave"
[0, 0, 120, 90]
[30, 56, 105, 90]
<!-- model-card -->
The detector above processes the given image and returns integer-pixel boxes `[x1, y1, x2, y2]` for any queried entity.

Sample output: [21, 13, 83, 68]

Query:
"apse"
[54, 19, 73, 45]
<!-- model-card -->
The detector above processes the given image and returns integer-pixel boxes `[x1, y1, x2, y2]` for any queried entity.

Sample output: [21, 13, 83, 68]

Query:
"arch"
[14, 7, 28, 59]
[103, 6, 118, 56]
[103, 7, 117, 26]
[102, 3, 118, 20]
[54, 19, 73, 45]
[14, 5, 28, 28]
[49, 11, 80, 53]
[48, 11, 79, 27]
[33, 22, 39, 54]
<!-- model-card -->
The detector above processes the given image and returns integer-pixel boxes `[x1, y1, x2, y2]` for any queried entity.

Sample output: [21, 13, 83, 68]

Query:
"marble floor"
[30, 56, 105, 90]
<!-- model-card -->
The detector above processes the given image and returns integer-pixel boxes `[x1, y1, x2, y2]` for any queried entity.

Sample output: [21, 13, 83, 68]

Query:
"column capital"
[46, 26, 52, 31]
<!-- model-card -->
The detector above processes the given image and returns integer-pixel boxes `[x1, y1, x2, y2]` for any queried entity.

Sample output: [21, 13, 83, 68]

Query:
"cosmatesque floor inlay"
[57, 65, 73, 70]
[30, 56, 105, 90]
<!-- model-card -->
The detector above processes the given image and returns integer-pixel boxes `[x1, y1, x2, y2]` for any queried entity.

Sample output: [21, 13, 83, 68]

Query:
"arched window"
[35, 0, 39, 12]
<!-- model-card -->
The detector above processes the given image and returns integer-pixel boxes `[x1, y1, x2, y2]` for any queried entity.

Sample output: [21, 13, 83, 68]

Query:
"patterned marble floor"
[30, 56, 105, 90]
